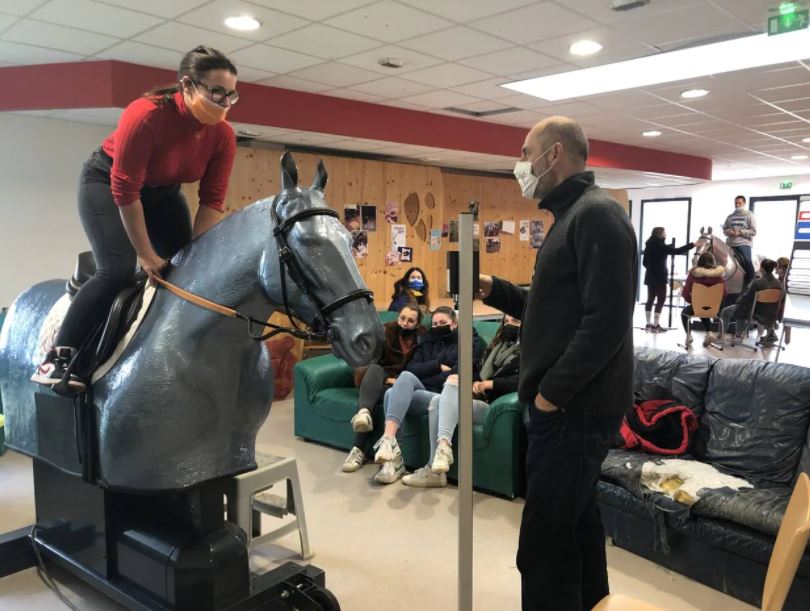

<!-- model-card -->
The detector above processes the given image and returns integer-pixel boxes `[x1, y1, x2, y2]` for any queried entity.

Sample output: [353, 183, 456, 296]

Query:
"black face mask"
[399, 326, 417, 337]
[432, 324, 452, 337]
[500, 324, 520, 342]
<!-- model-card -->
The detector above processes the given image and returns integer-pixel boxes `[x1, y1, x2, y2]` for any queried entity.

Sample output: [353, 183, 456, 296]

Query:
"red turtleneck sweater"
[101, 92, 236, 211]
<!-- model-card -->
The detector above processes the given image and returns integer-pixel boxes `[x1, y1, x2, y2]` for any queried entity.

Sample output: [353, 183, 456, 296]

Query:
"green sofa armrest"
[294, 355, 354, 402]
[481, 392, 527, 440]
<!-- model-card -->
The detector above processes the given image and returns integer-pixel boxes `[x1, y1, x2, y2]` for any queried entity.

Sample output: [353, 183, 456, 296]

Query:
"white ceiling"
[2, 0, 810, 185]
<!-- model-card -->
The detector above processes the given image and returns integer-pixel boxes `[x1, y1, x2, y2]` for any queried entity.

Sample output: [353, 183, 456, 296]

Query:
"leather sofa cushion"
[634, 347, 714, 419]
[694, 359, 810, 486]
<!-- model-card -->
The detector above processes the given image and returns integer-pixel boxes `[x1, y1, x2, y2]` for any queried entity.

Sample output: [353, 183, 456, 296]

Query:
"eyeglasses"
[193, 80, 240, 106]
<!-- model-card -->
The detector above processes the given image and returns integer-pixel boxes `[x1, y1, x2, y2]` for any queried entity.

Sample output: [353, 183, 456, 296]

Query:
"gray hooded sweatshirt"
[723, 208, 757, 247]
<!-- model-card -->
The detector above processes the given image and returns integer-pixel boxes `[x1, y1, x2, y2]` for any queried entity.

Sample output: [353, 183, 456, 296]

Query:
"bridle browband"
[153, 197, 373, 343]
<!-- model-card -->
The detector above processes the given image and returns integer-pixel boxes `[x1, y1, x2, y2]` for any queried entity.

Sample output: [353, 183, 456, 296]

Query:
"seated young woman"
[402, 315, 521, 488]
[681, 252, 726, 347]
[719, 258, 782, 340]
[342, 303, 427, 473]
[371, 306, 483, 485]
[388, 266, 430, 313]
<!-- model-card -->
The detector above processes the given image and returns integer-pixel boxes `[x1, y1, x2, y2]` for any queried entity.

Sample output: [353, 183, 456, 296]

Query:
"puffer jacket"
[406, 326, 483, 392]
[682, 265, 726, 303]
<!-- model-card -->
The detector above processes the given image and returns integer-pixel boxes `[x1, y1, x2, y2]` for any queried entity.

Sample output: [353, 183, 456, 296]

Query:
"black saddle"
[67, 251, 147, 375]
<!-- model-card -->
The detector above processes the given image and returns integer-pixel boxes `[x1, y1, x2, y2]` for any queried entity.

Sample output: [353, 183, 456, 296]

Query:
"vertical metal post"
[668, 237, 676, 328]
[457, 212, 474, 611]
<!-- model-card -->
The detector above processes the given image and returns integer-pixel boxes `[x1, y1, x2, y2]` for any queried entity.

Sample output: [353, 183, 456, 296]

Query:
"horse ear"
[280, 152, 298, 190]
[708, 226, 713, 235]
[312, 159, 328, 191]
[700, 226, 705, 235]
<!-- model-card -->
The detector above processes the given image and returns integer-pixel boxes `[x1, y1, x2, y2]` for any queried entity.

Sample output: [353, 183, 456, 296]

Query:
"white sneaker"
[702, 332, 716, 347]
[351, 408, 372, 433]
[374, 456, 404, 484]
[373, 436, 400, 464]
[684, 334, 693, 347]
[402, 465, 447, 488]
[431, 444, 454, 474]
[342, 446, 366, 473]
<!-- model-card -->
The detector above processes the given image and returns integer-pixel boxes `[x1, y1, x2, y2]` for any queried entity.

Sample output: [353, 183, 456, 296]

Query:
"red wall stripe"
[1, 60, 712, 180]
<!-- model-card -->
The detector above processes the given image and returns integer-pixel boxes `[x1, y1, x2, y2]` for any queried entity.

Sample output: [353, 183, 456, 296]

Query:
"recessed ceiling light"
[681, 88, 709, 99]
[502, 30, 810, 101]
[225, 15, 260, 31]
[791, 154, 809, 160]
[802, 137, 810, 143]
[569, 40, 603, 57]
[642, 130, 662, 137]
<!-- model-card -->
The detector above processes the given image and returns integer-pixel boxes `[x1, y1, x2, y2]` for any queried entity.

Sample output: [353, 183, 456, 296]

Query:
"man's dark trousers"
[733, 244, 755, 288]
[517, 406, 624, 611]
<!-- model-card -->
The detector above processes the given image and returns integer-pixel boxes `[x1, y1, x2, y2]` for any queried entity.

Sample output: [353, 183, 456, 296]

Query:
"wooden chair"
[679, 282, 725, 350]
[731, 288, 783, 351]
[593, 472, 810, 611]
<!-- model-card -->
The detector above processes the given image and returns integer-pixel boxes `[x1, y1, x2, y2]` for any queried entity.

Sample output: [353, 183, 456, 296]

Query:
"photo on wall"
[351, 230, 368, 258]
[385, 201, 399, 223]
[530, 220, 545, 249]
[519, 220, 530, 241]
[448, 220, 459, 243]
[486, 237, 501, 254]
[344, 205, 361, 231]
[430, 228, 441, 251]
[484, 221, 502, 237]
[361, 205, 377, 231]
[398, 246, 413, 262]
[442, 223, 449, 238]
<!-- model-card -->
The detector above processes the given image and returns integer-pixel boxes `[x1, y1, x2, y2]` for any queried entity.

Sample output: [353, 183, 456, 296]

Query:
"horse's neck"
[168, 200, 276, 317]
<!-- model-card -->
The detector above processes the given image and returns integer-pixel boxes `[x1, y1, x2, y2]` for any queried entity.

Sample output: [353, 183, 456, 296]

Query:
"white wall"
[628, 174, 810, 258]
[0, 113, 111, 307]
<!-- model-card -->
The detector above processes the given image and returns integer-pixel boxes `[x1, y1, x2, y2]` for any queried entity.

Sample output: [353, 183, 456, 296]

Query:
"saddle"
[67, 251, 147, 375]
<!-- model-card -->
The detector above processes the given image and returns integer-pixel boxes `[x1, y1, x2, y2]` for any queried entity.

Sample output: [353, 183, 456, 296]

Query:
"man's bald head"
[526, 116, 589, 167]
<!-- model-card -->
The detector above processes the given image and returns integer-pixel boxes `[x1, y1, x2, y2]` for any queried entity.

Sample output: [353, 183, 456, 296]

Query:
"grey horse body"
[0, 160, 382, 492]
[694, 228, 747, 296]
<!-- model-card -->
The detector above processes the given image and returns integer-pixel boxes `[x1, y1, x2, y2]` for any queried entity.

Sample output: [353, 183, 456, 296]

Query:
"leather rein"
[153, 203, 373, 343]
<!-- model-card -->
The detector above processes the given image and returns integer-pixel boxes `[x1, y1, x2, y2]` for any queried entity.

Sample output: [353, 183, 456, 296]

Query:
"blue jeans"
[733, 244, 755, 288]
[518, 406, 624, 611]
[383, 371, 436, 439]
[428, 380, 489, 462]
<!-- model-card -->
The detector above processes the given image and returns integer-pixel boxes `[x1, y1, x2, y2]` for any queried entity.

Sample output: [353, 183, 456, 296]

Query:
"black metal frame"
[639, 197, 693, 327]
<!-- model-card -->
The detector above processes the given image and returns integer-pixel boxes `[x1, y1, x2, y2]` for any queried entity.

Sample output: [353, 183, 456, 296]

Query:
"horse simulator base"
[0, 393, 340, 611]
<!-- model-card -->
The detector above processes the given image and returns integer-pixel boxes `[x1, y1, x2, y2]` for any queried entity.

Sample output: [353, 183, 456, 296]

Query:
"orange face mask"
[187, 82, 228, 125]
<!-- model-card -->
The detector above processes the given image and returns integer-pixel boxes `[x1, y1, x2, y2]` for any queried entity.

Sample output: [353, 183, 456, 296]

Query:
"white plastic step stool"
[225, 453, 312, 560]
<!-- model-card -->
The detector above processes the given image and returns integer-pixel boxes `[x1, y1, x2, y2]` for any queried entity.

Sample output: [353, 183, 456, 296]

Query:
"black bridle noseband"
[247, 200, 373, 342]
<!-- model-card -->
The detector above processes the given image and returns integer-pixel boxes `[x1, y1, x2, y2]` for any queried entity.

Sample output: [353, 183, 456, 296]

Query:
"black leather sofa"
[598, 347, 810, 609]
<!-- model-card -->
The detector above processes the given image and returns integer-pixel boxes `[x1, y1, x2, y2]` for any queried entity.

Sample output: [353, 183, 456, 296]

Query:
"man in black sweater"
[479, 116, 637, 611]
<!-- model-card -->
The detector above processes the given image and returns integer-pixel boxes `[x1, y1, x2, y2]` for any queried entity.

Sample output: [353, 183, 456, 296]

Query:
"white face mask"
[514, 145, 555, 200]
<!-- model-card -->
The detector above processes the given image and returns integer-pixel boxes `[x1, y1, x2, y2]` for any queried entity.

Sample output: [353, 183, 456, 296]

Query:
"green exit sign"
[780, 181, 793, 189]
[769, 9, 809, 35]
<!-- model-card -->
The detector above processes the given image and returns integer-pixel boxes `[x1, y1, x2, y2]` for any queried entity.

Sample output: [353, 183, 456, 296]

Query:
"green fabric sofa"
[293, 313, 528, 498]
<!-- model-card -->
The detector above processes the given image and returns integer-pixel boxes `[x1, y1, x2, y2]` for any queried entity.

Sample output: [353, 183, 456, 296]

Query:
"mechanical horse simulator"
[0, 153, 384, 610]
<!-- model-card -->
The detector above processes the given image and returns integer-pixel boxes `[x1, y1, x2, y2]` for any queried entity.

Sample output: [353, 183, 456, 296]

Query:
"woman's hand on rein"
[139, 253, 168, 283]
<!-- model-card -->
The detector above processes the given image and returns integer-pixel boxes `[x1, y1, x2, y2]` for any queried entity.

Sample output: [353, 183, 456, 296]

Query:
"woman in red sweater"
[32, 46, 239, 390]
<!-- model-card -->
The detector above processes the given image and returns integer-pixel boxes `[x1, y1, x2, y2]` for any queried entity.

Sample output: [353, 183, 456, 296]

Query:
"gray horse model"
[0, 153, 383, 492]
[693, 226, 758, 298]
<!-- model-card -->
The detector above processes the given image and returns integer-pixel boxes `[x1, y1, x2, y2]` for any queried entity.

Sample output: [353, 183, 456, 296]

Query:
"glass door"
[639, 198, 692, 304]
[750, 195, 803, 262]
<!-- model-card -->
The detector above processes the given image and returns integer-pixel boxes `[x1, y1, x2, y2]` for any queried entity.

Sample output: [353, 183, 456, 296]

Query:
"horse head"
[264, 152, 383, 367]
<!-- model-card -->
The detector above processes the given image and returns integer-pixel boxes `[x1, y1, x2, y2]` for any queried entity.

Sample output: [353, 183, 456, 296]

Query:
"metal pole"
[667, 237, 676, 329]
[457, 212, 474, 611]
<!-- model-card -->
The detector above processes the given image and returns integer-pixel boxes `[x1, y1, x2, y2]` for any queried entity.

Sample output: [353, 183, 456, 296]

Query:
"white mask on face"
[513, 145, 555, 200]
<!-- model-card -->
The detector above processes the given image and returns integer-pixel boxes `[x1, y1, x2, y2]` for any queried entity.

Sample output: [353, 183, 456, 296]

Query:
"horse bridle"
[152, 199, 373, 343]
[264, 199, 373, 342]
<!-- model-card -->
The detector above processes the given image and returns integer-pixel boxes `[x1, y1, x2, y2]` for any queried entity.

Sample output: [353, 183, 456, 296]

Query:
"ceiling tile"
[0, 14, 19, 31]
[559, 0, 703, 26]
[0, 1, 50, 16]
[134, 22, 250, 54]
[454, 100, 513, 113]
[288, 61, 382, 87]
[496, 92, 552, 110]
[449, 77, 517, 100]
[256, 74, 335, 93]
[397, 0, 535, 22]
[177, 0, 308, 42]
[772, 99, 810, 113]
[234, 66, 276, 83]
[229, 44, 322, 73]
[31, 0, 163, 38]
[325, 1, 453, 43]
[469, 2, 598, 45]
[2, 18, 119, 55]
[267, 24, 381, 60]
[398, 25, 511, 61]
[401, 62, 493, 87]
[585, 90, 661, 110]
[95, 0, 210, 18]
[709, 0, 769, 29]
[248, 0, 378, 20]
[338, 44, 442, 75]
[322, 88, 387, 103]
[398, 89, 481, 109]
[537, 100, 604, 117]
[492, 109, 550, 126]
[459, 47, 558, 76]
[529, 26, 656, 67]
[0, 39, 82, 64]
[350, 76, 433, 98]
[753, 83, 810, 104]
[96, 41, 183, 69]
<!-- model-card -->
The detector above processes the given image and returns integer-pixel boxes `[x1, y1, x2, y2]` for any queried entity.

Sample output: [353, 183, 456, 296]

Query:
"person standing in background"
[642, 227, 699, 333]
[722, 195, 757, 289]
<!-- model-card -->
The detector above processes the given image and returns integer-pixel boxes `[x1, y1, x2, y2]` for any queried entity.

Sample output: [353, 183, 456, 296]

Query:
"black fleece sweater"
[484, 172, 637, 414]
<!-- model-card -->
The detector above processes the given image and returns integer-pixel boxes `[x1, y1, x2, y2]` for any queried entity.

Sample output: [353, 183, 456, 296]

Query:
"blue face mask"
[408, 279, 424, 291]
